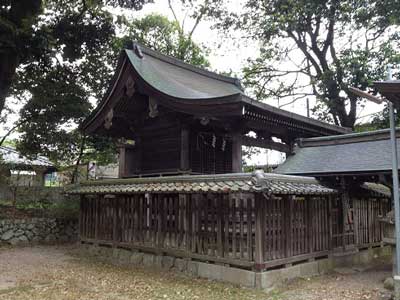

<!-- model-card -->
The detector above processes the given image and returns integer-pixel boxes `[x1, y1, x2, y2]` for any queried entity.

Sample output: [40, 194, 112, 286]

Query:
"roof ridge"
[297, 127, 400, 147]
[130, 41, 244, 91]
[76, 171, 323, 187]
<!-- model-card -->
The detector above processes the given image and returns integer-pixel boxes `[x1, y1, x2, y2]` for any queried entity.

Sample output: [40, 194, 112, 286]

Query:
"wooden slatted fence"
[79, 192, 389, 269]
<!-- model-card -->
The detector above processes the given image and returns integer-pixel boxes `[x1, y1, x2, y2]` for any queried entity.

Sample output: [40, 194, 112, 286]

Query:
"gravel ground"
[0, 245, 393, 300]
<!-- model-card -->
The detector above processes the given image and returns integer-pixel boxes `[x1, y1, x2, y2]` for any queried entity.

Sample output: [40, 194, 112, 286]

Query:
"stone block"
[279, 264, 301, 280]
[174, 258, 188, 272]
[99, 247, 113, 258]
[220, 266, 255, 288]
[118, 249, 132, 263]
[197, 262, 222, 281]
[318, 258, 334, 274]
[154, 255, 163, 268]
[1, 230, 14, 241]
[299, 261, 319, 277]
[143, 253, 155, 267]
[162, 256, 175, 270]
[187, 261, 199, 277]
[112, 248, 121, 258]
[130, 252, 144, 265]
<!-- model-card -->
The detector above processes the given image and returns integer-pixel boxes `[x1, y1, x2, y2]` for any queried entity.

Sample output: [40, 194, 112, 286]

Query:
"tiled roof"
[66, 170, 338, 195]
[361, 182, 391, 198]
[0, 146, 53, 168]
[276, 129, 400, 175]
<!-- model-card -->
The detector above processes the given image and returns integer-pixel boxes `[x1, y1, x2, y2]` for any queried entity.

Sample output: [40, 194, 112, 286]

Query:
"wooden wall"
[189, 131, 233, 174]
[79, 192, 390, 270]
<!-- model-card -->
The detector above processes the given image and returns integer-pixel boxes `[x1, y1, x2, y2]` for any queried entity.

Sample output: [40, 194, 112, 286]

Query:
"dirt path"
[0, 245, 394, 300]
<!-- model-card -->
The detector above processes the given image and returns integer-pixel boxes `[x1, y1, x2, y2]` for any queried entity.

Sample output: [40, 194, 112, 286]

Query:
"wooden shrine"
[81, 42, 349, 177]
[69, 43, 391, 288]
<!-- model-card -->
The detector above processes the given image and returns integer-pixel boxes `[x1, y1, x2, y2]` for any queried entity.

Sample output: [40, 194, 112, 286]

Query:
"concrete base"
[80, 243, 392, 289]
[394, 276, 400, 300]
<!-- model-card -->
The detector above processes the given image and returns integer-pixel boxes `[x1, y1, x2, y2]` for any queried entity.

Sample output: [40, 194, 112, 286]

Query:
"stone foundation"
[0, 218, 78, 245]
[80, 243, 392, 289]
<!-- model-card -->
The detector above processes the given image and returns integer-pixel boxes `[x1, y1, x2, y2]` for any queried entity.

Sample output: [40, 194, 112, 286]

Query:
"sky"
[1, 0, 388, 166]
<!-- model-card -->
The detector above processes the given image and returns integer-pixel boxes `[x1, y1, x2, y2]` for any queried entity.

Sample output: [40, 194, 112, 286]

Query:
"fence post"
[254, 193, 265, 269]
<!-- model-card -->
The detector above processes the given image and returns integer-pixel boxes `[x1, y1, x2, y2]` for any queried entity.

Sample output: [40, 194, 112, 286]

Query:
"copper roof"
[66, 170, 337, 195]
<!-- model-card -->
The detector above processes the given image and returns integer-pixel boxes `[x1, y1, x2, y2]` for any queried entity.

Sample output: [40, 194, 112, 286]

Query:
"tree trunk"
[0, 52, 20, 115]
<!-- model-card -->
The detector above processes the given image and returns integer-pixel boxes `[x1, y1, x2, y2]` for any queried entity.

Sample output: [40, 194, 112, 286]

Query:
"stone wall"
[0, 218, 78, 245]
[0, 186, 68, 204]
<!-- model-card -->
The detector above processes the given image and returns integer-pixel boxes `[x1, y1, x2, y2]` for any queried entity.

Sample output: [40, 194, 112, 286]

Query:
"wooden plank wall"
[262, 196, 331, 262]
[79, 193, 389, 268]
[353, 197, 391, 246]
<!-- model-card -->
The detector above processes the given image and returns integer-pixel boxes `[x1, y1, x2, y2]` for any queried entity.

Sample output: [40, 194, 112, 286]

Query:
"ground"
[0, 245, 393, 300]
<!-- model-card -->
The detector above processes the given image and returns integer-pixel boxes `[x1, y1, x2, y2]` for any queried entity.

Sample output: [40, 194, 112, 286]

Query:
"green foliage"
[220, 0, 400, 128]
[116, 13, 209, 67]
[2, 2, 209, 171]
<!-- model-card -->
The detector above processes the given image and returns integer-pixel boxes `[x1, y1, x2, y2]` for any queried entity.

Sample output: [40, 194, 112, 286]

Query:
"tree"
[0, 0, 152, 116]
[222, 0, 400, 128]
[7, 11, 209, 182]
[116, 13, 209, 67]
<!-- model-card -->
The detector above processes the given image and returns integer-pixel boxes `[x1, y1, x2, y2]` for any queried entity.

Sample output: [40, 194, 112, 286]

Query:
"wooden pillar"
[340, 177, 349, 250]
[217, 194, 224, 257]
[157, 194, 164, 247]
[180, 127, 190, 172]
[111, 195, 118, 246]
[328, 195, 333, 250]
[94, 196, 99, 240]
[254, 193, 265, 268]
[231, 132, 242, 173]
[118, 147, 126, 178]
[184, 194, 191, 251]
[79, 195, 83, 240]
[306, 196, 313, 253]
[285, 195, 293, 257]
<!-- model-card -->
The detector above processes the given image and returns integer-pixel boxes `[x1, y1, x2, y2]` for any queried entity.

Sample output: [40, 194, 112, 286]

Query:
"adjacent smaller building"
[0, 146, 55, 187]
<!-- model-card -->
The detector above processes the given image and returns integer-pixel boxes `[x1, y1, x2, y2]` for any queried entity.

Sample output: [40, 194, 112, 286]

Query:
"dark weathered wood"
[254, 193, 265, 265]
[79, 191, 390, 269]
[231, 132, 242, 172]
[180, 127, 190, 171]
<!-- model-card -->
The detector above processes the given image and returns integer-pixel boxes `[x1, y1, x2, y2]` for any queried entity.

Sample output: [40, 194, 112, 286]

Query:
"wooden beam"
[231, 132, 243, 172]
[254, 193, 265, 265]
[118, 147, 126, 178]
[242, 136, 291, 153]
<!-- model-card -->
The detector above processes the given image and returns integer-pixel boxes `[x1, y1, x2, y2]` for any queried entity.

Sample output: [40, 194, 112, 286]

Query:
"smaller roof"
[276, 128, 400, 176]
[0, 146, 53, 169]
[361, 182, 391, 198]
[66, 170, 337, 195]
[374, 80, 400, 107]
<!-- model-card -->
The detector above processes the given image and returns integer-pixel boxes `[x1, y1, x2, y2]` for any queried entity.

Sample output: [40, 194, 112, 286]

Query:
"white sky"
[1, 0, 387, 166]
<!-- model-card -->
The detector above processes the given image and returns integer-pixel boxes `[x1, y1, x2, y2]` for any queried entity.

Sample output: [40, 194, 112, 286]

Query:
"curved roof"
[82, 42, 350, 137]
[125, 45, 243, 100]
